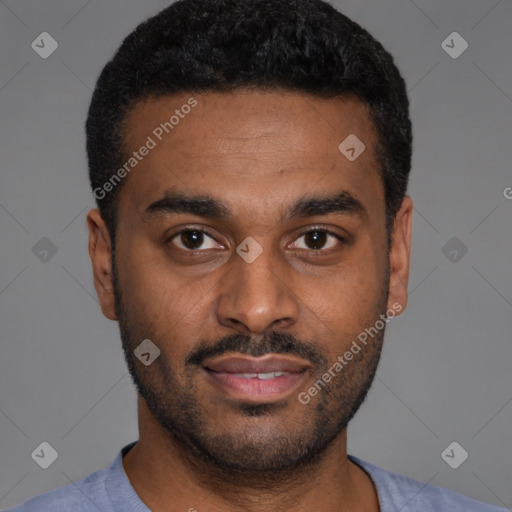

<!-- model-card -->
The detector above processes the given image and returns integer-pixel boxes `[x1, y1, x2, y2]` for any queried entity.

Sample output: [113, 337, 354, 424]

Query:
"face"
[88, 90, 412, 474]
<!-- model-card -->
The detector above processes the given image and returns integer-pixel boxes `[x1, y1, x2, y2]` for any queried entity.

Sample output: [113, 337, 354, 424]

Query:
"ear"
[386, 196, 413, 314]
[87, 209, 117, 320]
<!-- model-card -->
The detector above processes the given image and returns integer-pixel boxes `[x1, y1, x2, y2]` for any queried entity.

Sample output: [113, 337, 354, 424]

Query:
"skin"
[87, 90, 412, 512]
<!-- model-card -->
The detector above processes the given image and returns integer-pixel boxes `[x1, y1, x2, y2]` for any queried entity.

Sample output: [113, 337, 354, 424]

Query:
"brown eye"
[170, 229, 220, 251]
[181, 230, 204, 249]
[291, 229, 343, 251]
[304, 231, 328, 250]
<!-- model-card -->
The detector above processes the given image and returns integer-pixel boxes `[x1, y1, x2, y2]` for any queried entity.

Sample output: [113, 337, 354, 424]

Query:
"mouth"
[202, 354, 312, 402]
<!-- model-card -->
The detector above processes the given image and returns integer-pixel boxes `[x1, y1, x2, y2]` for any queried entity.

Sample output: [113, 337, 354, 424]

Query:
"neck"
[122, 397, 379, 512]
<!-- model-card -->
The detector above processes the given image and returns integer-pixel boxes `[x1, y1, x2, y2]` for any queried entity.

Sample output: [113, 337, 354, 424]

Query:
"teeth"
[233, 371, 291, 379]
[257, 372, 279, 380]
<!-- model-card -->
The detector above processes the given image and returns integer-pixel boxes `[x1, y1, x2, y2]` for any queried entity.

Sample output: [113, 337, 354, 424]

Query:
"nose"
[216, 245, 299, 334]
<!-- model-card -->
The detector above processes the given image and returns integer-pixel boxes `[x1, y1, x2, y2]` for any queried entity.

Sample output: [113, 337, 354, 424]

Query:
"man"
[8, 0, 506, 510]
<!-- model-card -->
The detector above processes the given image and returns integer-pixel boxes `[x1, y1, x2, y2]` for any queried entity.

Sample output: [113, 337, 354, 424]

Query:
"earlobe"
[386, 196, 413, 315]
[86, 209, 118, 320]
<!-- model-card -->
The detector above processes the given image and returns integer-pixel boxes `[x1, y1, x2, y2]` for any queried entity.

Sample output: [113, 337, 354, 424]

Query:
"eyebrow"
[144, 190, 367, 221]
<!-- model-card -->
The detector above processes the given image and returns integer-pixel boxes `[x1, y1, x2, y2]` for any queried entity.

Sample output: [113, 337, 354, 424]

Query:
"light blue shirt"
[6, 442, 507, 511]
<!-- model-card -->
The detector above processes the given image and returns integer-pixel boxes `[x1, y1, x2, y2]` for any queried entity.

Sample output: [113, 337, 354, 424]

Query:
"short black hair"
[86, 0, 412, 242]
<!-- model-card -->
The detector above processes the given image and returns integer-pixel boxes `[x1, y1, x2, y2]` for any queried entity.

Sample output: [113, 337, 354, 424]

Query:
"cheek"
[115, 239, 180, 329]
[309, 250, 386, 339]
[115, 238, 217, 358]
[117, 231, 181, 302]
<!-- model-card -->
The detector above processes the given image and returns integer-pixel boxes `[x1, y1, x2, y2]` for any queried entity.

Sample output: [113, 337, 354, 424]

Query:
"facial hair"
[113, 253, 389, 478]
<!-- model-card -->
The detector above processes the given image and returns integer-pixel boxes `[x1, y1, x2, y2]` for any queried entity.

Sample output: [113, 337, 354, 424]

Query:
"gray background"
[1, 0, 511, 509]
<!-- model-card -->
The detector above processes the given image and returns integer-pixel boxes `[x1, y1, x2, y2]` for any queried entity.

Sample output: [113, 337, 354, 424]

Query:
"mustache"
[185, 331, 328, 370]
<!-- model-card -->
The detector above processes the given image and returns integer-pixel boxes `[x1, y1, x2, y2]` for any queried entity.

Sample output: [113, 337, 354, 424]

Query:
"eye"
[168, 227, 345, 253]
[170, 228, 223, 251]
[290, 229, 344, 251]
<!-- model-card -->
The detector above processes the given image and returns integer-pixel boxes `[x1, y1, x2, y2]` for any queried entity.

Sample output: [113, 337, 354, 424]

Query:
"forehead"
[119, 90, 383, 219]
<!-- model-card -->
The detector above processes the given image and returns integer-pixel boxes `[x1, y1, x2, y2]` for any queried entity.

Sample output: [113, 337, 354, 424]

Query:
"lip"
[202, 354, 312, 402]
[203, 354, 312, 374]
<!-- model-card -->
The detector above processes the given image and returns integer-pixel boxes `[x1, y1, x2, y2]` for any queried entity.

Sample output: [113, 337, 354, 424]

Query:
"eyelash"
[168, 226, 347, 252]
